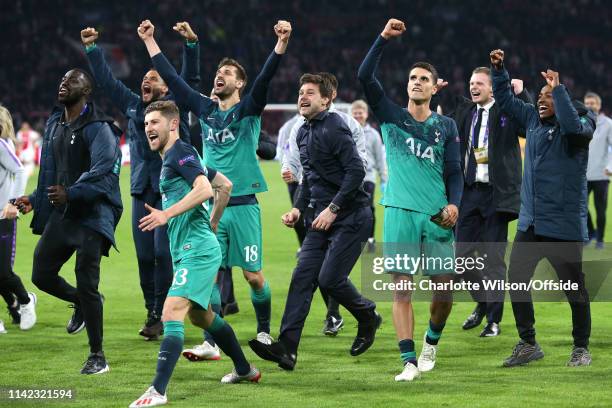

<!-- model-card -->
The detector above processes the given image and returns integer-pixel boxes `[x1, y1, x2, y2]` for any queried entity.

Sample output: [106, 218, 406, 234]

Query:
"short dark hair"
[218, 58, 248, 94]
[316, 72, 338, 91]
[73, 68, 94, 89]
[299, 73, 333, 100]
[409, 62, 439, 84]
[144, 100, 180, 120]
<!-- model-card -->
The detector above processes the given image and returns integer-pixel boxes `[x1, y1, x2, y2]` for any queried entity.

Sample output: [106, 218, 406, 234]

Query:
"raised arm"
[138, 20, 214, 117]
[357, 19, 405, 112]
[242, 20, 291, 116]
[174, 22, 201, 89]
[490, 49, 538, 129]
[541, 69, 595, 143]
[81, 27, 139, 114]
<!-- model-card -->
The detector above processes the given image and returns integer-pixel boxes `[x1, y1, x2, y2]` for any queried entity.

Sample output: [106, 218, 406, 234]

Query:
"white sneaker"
[418, 333, 438, 372]
[256, 332, 274, 345]
[0, 320, 6, 334]
[129, 386, 167, 407]
[182, 341, 221, 361]
[19, 292, 37, 330]
[221, 365, 261, 384]
[394, 362, 420, 382]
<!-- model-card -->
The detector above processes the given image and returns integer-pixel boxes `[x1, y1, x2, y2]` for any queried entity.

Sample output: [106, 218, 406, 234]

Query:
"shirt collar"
[308, 109, 329, 123]
[477, 99, 495, 112]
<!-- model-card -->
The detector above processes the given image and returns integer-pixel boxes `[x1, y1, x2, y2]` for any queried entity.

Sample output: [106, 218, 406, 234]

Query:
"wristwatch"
[328, 203, 340, 214]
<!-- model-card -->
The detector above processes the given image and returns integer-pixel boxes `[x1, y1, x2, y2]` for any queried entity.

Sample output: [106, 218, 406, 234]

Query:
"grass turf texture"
[2, 161, 612, 408]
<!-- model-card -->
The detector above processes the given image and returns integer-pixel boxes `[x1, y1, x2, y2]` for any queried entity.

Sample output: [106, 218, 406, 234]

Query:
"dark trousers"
[0, 218, 29, 305]
[279, 206, 376, 353]
[363, 181, 376, 239]
[31, 212, 106, 353]
[132, 187, 173, 317]
[508, 227, 591, 348]
[218, 266, 235, 308]
[587, 180, 609, 242]
[287, 182, 307, 245]
[456, 183, 509, 324]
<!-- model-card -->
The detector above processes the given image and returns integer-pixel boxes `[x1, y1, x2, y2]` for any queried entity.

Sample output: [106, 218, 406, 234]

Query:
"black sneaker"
[322, 316, 344, 336]
[139, 312, 163, 340]
[248, 339, 297, 371]
[503, 340, 544, 367]
[80, 351, 110, 374]
[67, 304, 85, 334]
[462, 305, 485, 330]
[7, 304, 20, 325]
[480, 322, 501, 337]
[567, 347, 592, 367]
[350, 311, 382, 356]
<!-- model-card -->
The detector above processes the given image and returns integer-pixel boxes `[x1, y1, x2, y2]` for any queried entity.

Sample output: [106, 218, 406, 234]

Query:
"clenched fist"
[381, 18, 406, 40]
[138, 20, 155, 41]
[490, 49, 504, 70]
[81, 27, 99, 46]
[274, 20, 292, 42]
[173, 21, 198, 42]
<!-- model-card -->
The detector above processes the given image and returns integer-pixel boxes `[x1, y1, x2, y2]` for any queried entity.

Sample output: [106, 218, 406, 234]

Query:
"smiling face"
[298, 82, 329, 120]
[144, 110, 174, 152]
[537, 85, 555, 119]
[351, 106, 368, 126]
[469, 72, 493, 105]
[213, 65, 244, 99]
[141, 70, 168, 104]
[407, 67, 437, 103]
[58, 69, 91, 105]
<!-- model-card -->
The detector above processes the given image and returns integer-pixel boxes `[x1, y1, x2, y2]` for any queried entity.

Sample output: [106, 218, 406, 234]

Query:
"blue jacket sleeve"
[86, 45, 140, 114]
[444, 119, 463, 207]
[66, 123, 121, 203]
[293, 178, 309, 213]
[240, 51, 283, 118]
[330, 120, 366, 208]
[180, 42, 201, 89]
[152, 52, 215, 118]
[492, 67, 538, 130]
[553, 85, 594, 143]
[357, 35, 396, 123]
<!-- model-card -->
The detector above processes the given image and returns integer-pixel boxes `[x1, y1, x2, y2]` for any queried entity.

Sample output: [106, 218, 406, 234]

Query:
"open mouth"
[215, 78, 225, 88]
[142, 84, 152, 96]
[299, 101, 311, 109]
[471, 91, 481, 98]
[412, 88, 423, 93]
[538, 104, 549, 113]
[58, 86, 69, 97]
[147, 132, 158, 142]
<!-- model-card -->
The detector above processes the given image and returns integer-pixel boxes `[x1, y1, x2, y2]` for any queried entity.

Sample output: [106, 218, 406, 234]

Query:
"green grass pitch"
[2, 161, 612, 408]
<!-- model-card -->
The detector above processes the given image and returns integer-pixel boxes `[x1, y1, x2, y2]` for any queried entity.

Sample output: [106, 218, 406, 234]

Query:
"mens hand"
[540, 69, 560, 88]
[47, 185, 67, 206]
[138, 20, 155, 41]
[281, 170, 296, 183]
[441, 204, 458, 228]
[312, 207, 337, 231]
[138, 203, 168, 231]
[2, 203, 19, 219]
[173, 21, 198, 42]
[490, 49, 505, 70]
[381, 18, 406, 40]
[274, 20, 292, 42]
[511, 79, 524, 95]
[436, 78, 449, 92]
[281, 208, 301, 228]
[13, 196, 32, 214]
[81, 27, 99, 46]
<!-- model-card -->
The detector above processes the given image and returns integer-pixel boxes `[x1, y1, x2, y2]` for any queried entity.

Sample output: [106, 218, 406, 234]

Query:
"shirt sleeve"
[167, 144, 206, 187]
[205, 166, 217, 182]
[240, 51, 283, 118]
[443, 119, 463, 207]
[329, 118, 366, 208]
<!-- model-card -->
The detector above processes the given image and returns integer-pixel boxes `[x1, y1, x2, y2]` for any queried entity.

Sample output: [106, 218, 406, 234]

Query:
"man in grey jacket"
[584, 92, 612, 249]
[351, 99, 387, 252]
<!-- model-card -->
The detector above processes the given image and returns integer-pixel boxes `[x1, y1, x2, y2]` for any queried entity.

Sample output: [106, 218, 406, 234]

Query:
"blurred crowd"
[1, 0, 610, 137]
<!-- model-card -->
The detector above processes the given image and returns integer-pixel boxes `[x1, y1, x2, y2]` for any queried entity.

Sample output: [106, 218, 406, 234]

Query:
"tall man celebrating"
[81, 23, 200, 339]
[14, 69, 123, 374]
[249, 73, 380, 371]
[358, 19, 463, 382]
[490, 49, 595, 368]
[139, 19, 291, 345]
